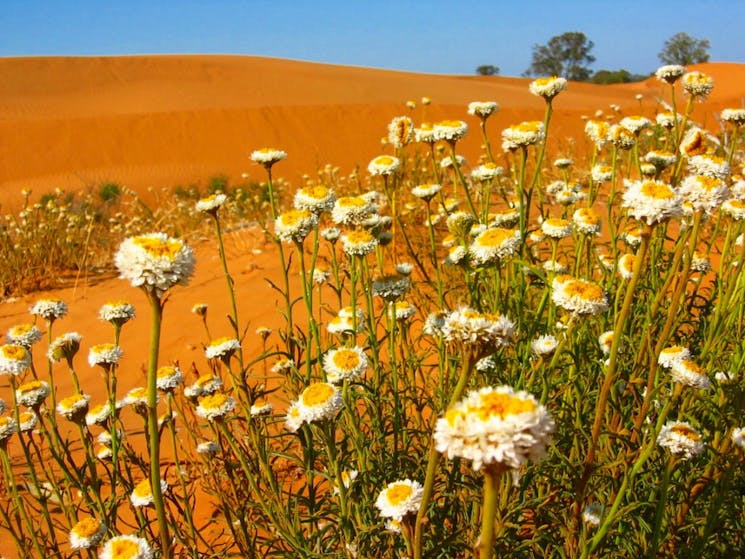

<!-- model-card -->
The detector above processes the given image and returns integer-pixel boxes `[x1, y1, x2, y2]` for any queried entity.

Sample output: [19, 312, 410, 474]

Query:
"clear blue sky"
[2, 0, 742, 77]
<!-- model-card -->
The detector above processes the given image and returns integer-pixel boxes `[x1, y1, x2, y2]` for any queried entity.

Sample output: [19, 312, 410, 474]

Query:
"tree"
[525, 31, 595, 81]
[475, 65, 500, 76]
[658, 32, 711, 65]
[591, 69, 647, 85]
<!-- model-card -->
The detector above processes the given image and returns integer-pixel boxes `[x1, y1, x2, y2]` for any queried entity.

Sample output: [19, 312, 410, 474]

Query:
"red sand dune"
[0, 55, 743, 557]
[1, 55, 743, 211]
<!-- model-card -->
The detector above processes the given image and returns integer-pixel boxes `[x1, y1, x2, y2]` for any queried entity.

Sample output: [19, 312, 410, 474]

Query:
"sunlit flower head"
[658, 345, 691, 369]
[98, 301, 136, 328]
[723, 199, 745, 221]
[442, 307, 515, 355]
[645, 150, 677, 170]
[16, 379, 50, 408]
[721, 108, 745, 126]
[572, 208, 601, 236]
[656, 111, 683, 129]
[130, 477, 168, 508]
[622, 180, 682, 226]
[679, 127, 710, 157]
[671, 359, 710, 389]
[678, 175, 729, 214]
[341, 230, 378, 256]
[99, 534, 153, 559]
[655, 64, 685, 84]
[196, 440, 220, 455]
[274, 209, 318, 243]
[411, 183, 442, 202]
[332, 196, 376, 226]
[293, 185, 336, 214]
[415, 122, 437, 144]
[434, 385, 554, 471]
[434, 120, 468, 143]
[502, 121, 545, 151]
[85, 402, 113, 426]
[469, 227, 521, 266]
[607, 124, 635, 150]
[529, 76, 567, 100]
[471, 162, 503, 182]
[372, 274, 410, 302]
[598, 331, 615, 356]
[591, 164, 613, 183]
[393, 300, 417, 321]
[16, 410, 36, 432]
[88, 343, 122, 369]
[0, 344, 31, 375]
[114, 233, 195, 297]
[195, 193, 227, 214]
[57, 393, 91, 423]
[205, 337, 241, 360]
[439, 154, 466, 170]
[368, 155, 401, 176]
[30, 299, 68, 322]
[156, 365, 184, 393]
[468, 101, 500, 119]
[196, 392, 236, 421]
[619, 116, 651, 134]
[682, 71, 713, 97]
[531, 334, 558, 357]
[250, 148, 287, 166]
[617, 253, 636, 279]
[541, 218, 572, 239]
[69, 517, 106, 550]
[551, 276, 608, 316]
[387, 115, 414, 148]
[6, 324, 42, 348]
[250, 399, 273, 417]
[183, 374, 222, 400]
[0, 415, 18, 444]
[191, 303, 208, 317]
[657, 421, 705, 460]
[323, 346, 368, 384]
[294, 382, 343, 425]
[687, 155, 729, 180]
[554, 157, 574, 169]
[375, 479, 423, 521]
[585, 120, 609, 147]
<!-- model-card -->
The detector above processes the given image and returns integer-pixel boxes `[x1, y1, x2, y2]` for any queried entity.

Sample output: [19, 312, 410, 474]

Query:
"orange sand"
[0, 55, 743, 556]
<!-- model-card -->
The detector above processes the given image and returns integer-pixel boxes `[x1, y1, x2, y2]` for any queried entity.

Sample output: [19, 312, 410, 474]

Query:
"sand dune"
[2, 55, 743, 211]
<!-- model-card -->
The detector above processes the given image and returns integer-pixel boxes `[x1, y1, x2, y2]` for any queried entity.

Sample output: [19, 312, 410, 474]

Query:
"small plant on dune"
[2, 63, 745, 559]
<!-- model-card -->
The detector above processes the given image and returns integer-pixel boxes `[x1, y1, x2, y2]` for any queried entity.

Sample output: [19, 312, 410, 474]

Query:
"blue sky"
[2, 0, 742, 77]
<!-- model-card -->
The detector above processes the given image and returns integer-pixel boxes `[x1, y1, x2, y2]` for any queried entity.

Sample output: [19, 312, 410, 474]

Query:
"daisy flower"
[274, 209, 318, 243]
[573, 208, 601, 236]
[204, 337, 241, 360]
[529, 76, 567, 100]
[250, 148, 287, 166]
[607, 124, 634, 150]
[394, 300, 417, 321]
[375, 479, 423, 521]
[434, 120, 468, 143]
[531, 334, 558, 357]
[114, 233, 195, 297]
[130, 478, 169, 507]
[69, 517, 106, 550]
[541, 218, 572, 239]
[98, 534, 153, 559]
[387, 115, 414, 148]
[0, 416, 18, 444]
[721, 108, 745, 126]
[617, 254, 636, 279]
[195, 193, 227, 214]
[411, 183, 442, 202]
[622, 180, 682, 226]
[323, 346, 368, 383]
[88, 343, 122, 368]
[658, 345, 691, 368]
[591, 164, 613, 183]
[293, 185, 336, 214]
[57, 393, 91, 423]
[619, 115, 651, 134]
[434, 385, 554, 470]
[723, 199, 745, 221]
[372, 274, 410, 301]
[295, 382, 342, 425]
[469, 227, 521, 266]
[250, 399, 273, 417]
[368, 155, 400, 176]
[441, 307, 515, 355]
[29, 299, 68, 321]
[678, 175, 729, 214]
[645, 150, 677, 170]
[195, 393, 236, 421]
[99, 301, 136, 326]
[582, 503, 603, 526]
[468, 101, 499, 118]
[16, 380, 50, 408]
[156, 365, 184, 393]
[551, 276, 608, 316]
[471, 162, 503, 182]
[686, 155, 730, 180]
[86, 402, 114, 427]
[332, 196, 376, 226]
[657, 421, 705, 460]
[6, 324, 42, 348]
[671, 359, 710, 389]
[0, 344, 31, 376]
[682, 71, 713, 97]
[655, 64, 685, 84]
[341, 230, 378, 256]
[183, 374, 223, 400]
[598, 331, 615, 356]
[585, 120, 609, 148]
[47, 332, 82, 363]
[502, 121, 545, 150]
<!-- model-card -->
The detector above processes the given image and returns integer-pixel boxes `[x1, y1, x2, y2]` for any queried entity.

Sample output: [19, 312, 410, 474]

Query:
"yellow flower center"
[576, 208, 600, 224]
[133, 479, 153, 498]
[60, 394, 86, 409]
[345, 230, 374, 244]
[564, 280, 604, 302]
[516, 121, 542, 133]
[2, 345, 27, 360]
[338, 196, 367, 208]
[133, 236, 182, 259]
[696, 176, 722, 191]
[332, 350, 361, 370]
[299, 185, 330, 199]
[472, 391, 536, 420]
[18, 412, 35, 424]
[201, 393, 228, 410]
[196, 374, 216, 387]
[671, 424, 700, 441]
[157, 366, 177, 379]
[72, 518, 101, 538]
[279, 209, 311, 227]
[301, 383, 335, 406]
[128, 387, 147, 400]
[210, 336, 234, 347]
[477, 228, 514, 247]
[386, 483, 413, 505]
[640, 181, 674, 200]
[544, 218, 569, 228]
[110, 538, 139, 557]
[19, 380, 44, 393]
[10, 324, 34, 336]
[534, 76, 557, 86]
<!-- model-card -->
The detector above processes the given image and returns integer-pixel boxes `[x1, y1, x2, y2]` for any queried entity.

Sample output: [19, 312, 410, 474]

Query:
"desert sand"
[0, 55, 743, 557]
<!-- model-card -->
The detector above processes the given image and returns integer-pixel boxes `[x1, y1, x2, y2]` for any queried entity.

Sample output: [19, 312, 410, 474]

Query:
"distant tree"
[525, 31, 595, 81]
[658, 32, 711, 65]
[476, 65, 500, 76]
[591, 69, 648, 85]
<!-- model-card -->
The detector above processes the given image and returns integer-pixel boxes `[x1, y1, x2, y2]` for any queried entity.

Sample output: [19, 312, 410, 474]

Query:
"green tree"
[475, 64, 500, 76]
[658, 32, 711, 65]
[525, 31, 595, 81]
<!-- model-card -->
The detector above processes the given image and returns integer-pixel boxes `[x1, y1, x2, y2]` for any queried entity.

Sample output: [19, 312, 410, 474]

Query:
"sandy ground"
[0, 55, 743, 556]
